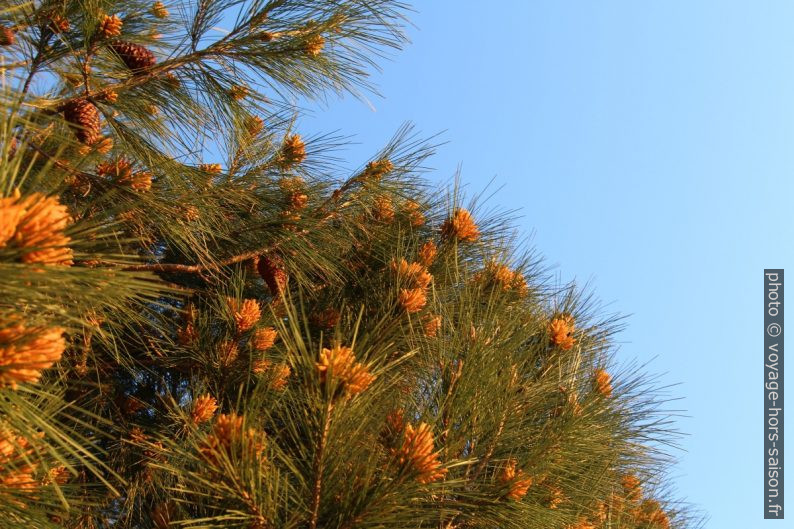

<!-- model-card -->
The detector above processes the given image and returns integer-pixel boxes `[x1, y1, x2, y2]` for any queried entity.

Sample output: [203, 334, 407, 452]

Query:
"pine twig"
[309, 400, 334, 529]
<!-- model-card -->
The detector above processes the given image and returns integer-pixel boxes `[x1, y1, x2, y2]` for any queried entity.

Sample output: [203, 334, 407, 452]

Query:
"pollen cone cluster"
[63, 99, 101, 145]
[392, 259, 432, 289]
[634, 499, 671, 529]
[548, 314, 576, 350]
[1, 192, 73, 265]
[499, 459, 533, 501]
[304, 34, 325, 56]
[227, 297, 262, 332]
[191, 394, 218, 424]
[360, 158, 393, 181]
[99, 14, 123, 38]
[392, 258, 433, 313]
[200, 413, 265, 465]
[622, 473, 642, 501]
[441, 208, 479, 242]
[316, 344, 374, 397]
[480, 260, 527, 295]
[97, 158, 132, 178]
[423, 314, 442, 337]
[398, 288, 427, 314]
[0, 325, 66, 388]
[0, 429, 40, 492]
[251, 327, 278, 351]
[177, 305, 198, 346]
[394, 422, 447, 484]
[418, 241, 437, 266]
[254, 360, 291, 389]
[593, 368, 613, 397]
[404, 200, 425, 227]
[279, 134, 306, 169]
[373, 195, 395, 222]
[198, 163, 222, 175]
[151, 1, 169, 19]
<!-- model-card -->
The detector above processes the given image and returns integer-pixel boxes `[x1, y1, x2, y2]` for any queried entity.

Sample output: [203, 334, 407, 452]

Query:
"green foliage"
[0, 1, 700, 528]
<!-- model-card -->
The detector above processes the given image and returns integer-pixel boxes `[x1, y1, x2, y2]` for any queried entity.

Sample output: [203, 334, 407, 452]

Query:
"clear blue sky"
[299, 2, 794, 527]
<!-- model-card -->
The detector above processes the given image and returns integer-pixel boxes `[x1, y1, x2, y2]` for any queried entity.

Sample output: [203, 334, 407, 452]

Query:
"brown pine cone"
[63, 99, 101, 145]
[257, 255, 289, 296]
[110, 41, 156, 72]
[0, 26, 15, 46]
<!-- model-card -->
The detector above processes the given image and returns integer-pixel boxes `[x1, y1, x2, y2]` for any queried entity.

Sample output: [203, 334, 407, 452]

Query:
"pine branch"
[308, 401, 334, 529]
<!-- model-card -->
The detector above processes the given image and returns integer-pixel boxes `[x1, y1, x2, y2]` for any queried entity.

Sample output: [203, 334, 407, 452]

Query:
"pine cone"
[0, 26, 15, 46]
[63, 99, 101, 145]
[257, 255, 288, 296]
[110, 41, 156, 72]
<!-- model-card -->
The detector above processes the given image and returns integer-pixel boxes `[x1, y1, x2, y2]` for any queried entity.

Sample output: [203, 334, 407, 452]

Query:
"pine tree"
[0, 1, 699, 528]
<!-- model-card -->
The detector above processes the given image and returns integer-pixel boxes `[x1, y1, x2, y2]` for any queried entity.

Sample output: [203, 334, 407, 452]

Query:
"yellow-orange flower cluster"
[99, 14, 123, 38]
[151, 1, 169, 19]
[49, 14, 70, 33]
[479, 260, 528, 295]
[177, 305, 198, 345]
[548, 315, 575, 350]
[99, 159, 151, 191]
[0, 429, 40, 492]
[252, 327, 278, 351]
[0, 325, 65, 388]
[392, 258, 433, 314]
[97, 158, 132, 178]
[191, 394, 218, 424]
[500, 459, 533, 500]
[287, 191, 308, 211]
[198, 163, 222, 174]
[95, 136, 114, 153]
[593, 368, 613, 397]
[373, 195, 395, 222]
[199, 413, 266, 467]
[441, 208, 479, 242]
[404, 200, 425, 227]
[418, 240, 437, 266]
[546, 483, 564, 509]
[622, 473, 642, 500]
[279, 134, 306, 169]
[182, 205, 200, 222]
[305, 34, 325, 56]
[253, 359, 291, 389]
[391, 258, 433, 289]
[127, 171, 153, 192]
[227, 297, 261, 332]
[634, 499, 671, 529]
[398, 287, 427, 314]
[228, 84, 250, 101]
[316, 344, 375, 397]
[394, 422, 447, 484]
[360, 158, 393, 181]
[1, 192, 73, 265]
[423, 314, 442, 337]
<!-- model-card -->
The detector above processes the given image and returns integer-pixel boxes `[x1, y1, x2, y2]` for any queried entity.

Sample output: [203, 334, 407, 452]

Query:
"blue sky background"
[298, 1, 794, 527]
